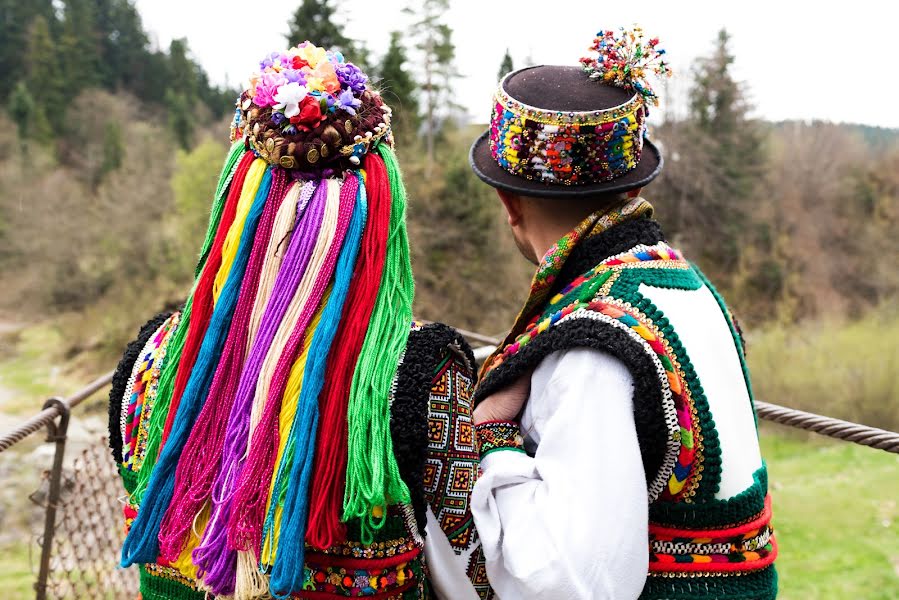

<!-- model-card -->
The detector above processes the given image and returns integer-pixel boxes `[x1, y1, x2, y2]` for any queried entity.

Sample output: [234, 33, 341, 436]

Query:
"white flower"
[273, 82, 308, 118]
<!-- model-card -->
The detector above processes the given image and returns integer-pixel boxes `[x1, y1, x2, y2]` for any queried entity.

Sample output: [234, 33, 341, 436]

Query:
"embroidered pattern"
[488, 242, 686, 372]
[301, 553, 421, 597]
[481, 200, 654, 377]
[475, 421, 525, 457]
[424, 354, 493, 598]
[648, 496, 777, 574]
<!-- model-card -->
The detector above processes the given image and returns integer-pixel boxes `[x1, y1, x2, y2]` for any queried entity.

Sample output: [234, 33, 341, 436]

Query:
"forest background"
[0, 1, 896, 598]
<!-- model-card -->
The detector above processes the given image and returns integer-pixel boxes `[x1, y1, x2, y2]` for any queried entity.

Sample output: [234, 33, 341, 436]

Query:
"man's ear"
[496, 189, 523, 226]
[626, 186, 643, 199]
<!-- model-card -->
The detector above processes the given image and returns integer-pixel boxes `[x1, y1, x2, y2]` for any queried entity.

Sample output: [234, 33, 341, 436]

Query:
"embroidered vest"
[475, 220, 778, 600]
[109, 314, 484, 599]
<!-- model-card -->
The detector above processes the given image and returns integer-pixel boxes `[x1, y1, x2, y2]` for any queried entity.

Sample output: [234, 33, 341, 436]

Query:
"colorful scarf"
[480, 196, 654, 378]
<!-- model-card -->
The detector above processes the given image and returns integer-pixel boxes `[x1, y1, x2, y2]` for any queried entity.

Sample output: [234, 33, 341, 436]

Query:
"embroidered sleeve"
[475, 420, 525, 457]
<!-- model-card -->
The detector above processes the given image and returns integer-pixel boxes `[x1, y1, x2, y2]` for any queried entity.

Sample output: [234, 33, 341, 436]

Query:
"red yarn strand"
[305, 154, 392, 549]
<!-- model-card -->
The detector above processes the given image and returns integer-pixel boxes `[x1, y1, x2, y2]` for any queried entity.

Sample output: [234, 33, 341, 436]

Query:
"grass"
[761, 426, 899, 599]
[0, 540, 34, 598]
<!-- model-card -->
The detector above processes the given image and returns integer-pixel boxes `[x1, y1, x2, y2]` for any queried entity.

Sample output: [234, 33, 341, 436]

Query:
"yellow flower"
[312, 60, 341, 94]
[296, 43, 327, 69]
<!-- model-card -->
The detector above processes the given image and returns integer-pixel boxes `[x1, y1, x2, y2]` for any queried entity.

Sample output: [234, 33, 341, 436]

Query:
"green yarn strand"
[196, 141, 245, 277]
[343, 144, 415, 539]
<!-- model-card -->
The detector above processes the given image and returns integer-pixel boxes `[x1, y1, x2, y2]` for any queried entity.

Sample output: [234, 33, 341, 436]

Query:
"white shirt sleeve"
[471, 347, 649, 600]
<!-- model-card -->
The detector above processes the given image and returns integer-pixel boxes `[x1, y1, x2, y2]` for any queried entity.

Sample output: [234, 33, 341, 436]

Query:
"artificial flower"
[311, 60, 341, 94]
[296, 43, 327, 69]
[254, 71, 288, 107]
[336, 88, 362, 116]
[336, 62, 367, 93]
[283, 68, 307, 85]
[274, 82, 309, 118]
[290, 95, 325, 131]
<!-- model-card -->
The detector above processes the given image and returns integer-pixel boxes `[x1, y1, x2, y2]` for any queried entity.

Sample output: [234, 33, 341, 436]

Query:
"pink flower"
[253, 71, 288, 107]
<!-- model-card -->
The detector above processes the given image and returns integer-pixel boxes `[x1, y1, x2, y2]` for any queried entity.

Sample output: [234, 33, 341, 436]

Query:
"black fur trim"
[552, 219, 665, 296]
[474, 316, 667, 488]
[390, 323, 476, 536]
[107, 311, 175, 465]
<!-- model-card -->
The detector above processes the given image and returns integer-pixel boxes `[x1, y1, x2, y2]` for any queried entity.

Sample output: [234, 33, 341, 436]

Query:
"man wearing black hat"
[466, 29, 778, 600]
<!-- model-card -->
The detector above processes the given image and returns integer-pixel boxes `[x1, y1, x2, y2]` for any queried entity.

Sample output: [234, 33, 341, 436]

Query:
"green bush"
[748, 305, 899, 431]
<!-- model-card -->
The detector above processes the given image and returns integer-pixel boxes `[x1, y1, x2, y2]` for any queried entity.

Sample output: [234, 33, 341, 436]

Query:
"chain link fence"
[29, 436, 138, 599]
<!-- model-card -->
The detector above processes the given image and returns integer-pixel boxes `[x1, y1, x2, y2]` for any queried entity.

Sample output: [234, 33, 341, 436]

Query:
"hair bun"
[230, 42, 393, 177]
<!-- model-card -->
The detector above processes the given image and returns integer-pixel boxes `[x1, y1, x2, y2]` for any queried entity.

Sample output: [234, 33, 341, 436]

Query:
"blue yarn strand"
[120, 168, 274, 567]
[268, 175, 367, 597]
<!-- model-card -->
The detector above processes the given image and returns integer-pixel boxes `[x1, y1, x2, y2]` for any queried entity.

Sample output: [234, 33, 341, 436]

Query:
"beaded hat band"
[489, 80, 647, 186]
[470, 27, 670, 199]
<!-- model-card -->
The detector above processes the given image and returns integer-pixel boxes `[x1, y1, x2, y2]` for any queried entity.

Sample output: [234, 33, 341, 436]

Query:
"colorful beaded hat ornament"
[231, 42, 393, 175]
[473, 26, 670, 193]
[580, 26, 671, 106]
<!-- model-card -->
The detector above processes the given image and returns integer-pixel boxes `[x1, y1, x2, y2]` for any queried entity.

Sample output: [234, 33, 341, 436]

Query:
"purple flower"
[283, 69, 307, 85]
[335, 62, 368, 93]
[260, 51, 281, 69]
[336, 88, 362, 116]
[271, 111, 286, 125]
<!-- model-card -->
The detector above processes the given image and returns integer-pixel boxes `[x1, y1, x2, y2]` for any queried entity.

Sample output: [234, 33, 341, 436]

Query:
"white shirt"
[470, 347, 649, 600]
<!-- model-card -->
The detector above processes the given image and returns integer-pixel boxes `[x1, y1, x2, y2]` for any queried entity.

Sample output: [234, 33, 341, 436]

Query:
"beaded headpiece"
[231, 42, 393, 176]
[485, 27, 670, 188]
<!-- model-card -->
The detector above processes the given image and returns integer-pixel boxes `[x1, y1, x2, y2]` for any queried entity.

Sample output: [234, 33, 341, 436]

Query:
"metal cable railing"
[448, 331, 899, 456]
[0, 371, 114, 453]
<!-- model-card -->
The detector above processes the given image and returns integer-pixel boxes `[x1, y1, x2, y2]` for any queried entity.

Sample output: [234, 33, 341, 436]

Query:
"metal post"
[34, 397, 70, 600]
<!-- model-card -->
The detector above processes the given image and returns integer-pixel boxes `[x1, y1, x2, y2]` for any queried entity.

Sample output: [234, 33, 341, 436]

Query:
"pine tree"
[59, 0, 103, 93]
[404, 0, 456, 171]
[688, 29, 764, 208]
[24, 15, 64, 132]
[498, 48, 514, 81]
[0, 0, 55, 94]
[103, 0, 151, 92]
[378, 31, 419, 142]
[287, 0, 352, 51]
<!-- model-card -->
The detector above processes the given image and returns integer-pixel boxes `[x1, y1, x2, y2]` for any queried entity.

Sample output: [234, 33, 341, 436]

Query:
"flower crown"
[579, 26, 672, 106]
[231, 42, 392, 175]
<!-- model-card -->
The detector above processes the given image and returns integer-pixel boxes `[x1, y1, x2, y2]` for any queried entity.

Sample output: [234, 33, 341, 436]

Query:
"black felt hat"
[470, 65, 663, 199]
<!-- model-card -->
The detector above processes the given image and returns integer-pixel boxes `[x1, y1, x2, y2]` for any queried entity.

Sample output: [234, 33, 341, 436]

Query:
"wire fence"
[0, 332, 898, 599]
[30, 439, 138, 599]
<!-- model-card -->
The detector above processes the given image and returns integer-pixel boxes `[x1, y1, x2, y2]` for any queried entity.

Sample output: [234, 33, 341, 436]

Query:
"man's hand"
[473, 373, 532, 424]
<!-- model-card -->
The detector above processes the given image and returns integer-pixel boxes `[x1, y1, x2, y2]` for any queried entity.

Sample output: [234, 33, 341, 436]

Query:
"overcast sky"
[135, 0, 897, 128]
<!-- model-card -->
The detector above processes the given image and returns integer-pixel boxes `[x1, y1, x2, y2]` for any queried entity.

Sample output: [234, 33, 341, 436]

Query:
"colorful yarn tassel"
[160, 158, 267, 447]
[267, 173, 366, 597]
[131, 151, 255, 505]
[229, 177, 357, 556]
[121, 165, 272, 567]
[156, 169, 291, 562]
[305, 163, 390, 550]
[197, 141, 245, 277]
[343, 146, 415, 538]
[193, 182, 324, 595]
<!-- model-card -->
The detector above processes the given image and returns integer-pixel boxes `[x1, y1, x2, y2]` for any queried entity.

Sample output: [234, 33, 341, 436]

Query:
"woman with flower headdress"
[108, 42, 491, 600]
[466, 28, 777, 599]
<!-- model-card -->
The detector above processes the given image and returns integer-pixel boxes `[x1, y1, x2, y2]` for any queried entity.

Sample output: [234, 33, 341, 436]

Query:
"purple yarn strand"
[193, 181, 324, 594]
